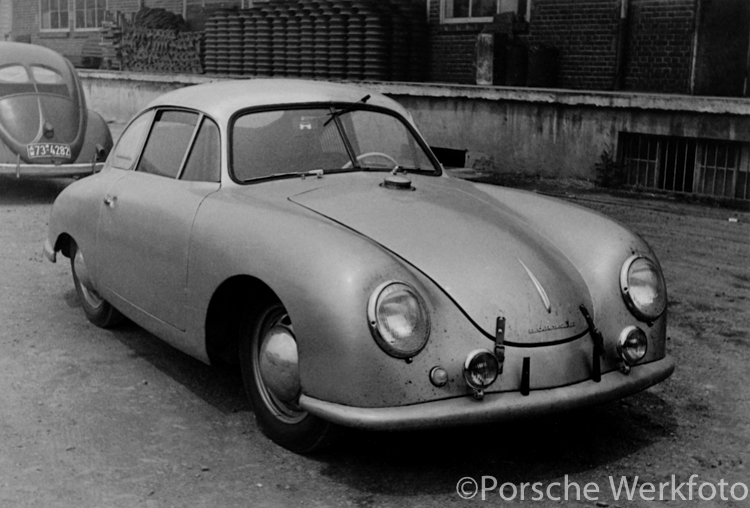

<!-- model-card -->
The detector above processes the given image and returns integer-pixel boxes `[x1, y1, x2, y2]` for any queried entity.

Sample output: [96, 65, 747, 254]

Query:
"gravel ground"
[0, 171, 748, 508]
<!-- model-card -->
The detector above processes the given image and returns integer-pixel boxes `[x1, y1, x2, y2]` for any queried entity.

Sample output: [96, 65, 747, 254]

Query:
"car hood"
[289, 173, 592, 345]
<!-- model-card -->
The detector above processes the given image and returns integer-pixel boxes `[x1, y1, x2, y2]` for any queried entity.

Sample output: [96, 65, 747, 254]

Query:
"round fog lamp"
[463, 349, 499, 389]
[617, 326, 648, 365]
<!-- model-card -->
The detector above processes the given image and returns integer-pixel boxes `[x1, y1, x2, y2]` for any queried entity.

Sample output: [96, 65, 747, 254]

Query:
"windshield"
[231, 106, 439, 182]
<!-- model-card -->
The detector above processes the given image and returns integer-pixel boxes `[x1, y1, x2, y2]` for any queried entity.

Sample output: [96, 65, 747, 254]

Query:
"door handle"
[103, 195, 117, 208]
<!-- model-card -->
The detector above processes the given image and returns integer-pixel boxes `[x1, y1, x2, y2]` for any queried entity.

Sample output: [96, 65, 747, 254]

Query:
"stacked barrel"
[203, 0, 429, 82]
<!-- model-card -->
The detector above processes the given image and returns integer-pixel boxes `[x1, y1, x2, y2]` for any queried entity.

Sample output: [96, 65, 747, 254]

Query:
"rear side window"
[181, 117, 220, 182]
[137, 110, 199, 178]
[0, 65, 34, 97]
[110, 111, 153, 170]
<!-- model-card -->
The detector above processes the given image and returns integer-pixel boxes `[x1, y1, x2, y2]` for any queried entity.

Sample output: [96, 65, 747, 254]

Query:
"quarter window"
[110, 112, 153, 171]
[137, 110, 199, 179]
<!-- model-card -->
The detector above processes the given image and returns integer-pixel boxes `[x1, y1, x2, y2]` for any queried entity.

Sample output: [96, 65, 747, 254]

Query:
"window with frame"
[137, 110, 199, 179]
[75, 0, 107, 30]
[181, 117, 221, 183]
[110, 111, 154, 171]
[442, 0, 528, 22]
[40, 0, 70, 31]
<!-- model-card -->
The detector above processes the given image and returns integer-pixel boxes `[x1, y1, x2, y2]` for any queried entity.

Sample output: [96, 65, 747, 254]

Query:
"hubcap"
[73, 248, 103, 309]
[254, 312, 306, 423]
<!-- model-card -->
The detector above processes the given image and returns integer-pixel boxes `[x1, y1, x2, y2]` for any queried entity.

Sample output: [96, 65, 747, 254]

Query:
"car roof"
[146, 79, 412, 122]
[0, 41, 73, 76]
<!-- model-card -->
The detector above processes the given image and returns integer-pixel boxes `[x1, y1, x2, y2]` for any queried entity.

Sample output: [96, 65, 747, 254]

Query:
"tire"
[70, 240, 124, 328]
[239, 302, 333, 453]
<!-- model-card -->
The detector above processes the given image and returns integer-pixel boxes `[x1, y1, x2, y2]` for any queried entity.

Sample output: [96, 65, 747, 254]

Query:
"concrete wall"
[79, 70, 750, 180]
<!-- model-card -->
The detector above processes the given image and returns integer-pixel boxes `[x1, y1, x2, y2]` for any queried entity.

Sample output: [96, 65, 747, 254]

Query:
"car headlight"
[620, 255, 667, 322]
[463, 349, 499, 390]
[617, 326, 648, 365]
[367, 281, 430, 359]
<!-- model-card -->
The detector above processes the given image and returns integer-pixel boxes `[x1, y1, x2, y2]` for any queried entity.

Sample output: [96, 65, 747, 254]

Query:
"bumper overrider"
[299, 355, 675, 430]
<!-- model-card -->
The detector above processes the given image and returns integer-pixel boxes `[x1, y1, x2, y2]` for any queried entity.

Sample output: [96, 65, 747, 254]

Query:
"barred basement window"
[620, 133, 750, 200]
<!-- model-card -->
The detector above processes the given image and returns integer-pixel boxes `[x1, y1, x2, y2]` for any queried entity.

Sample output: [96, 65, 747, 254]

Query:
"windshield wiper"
[243, 169, 327, 183]
[323, 95, 371, 127]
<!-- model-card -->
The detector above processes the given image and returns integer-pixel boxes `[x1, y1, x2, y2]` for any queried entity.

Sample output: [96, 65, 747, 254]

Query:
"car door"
[97, 110, 221, 331]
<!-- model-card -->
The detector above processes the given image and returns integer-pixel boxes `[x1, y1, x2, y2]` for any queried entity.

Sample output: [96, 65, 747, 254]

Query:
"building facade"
[428, 0, 750, 97]
[7, 0, 750, 97]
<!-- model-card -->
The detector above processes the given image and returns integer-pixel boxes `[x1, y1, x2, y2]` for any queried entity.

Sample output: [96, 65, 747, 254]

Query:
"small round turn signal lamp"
[463, 349, 499, 399]
[429, 366, 449, 387]
[617, 326, 648, 373]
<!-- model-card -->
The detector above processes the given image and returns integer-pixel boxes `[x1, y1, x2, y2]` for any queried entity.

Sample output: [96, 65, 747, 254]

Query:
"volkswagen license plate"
[27, 143, 71, 159]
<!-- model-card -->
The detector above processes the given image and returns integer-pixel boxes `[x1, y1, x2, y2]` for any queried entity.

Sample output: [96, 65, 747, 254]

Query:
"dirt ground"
[0, 172, 748, 508]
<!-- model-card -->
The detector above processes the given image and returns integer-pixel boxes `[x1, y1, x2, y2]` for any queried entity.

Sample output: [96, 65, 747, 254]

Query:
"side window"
[110, 111, 154, 170]
[181, 117, 220, 182]
[137, 110, 199, 179]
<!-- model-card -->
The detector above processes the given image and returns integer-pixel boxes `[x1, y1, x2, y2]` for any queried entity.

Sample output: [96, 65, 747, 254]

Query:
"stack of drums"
[202, 0, 428, 81]
[253, 10, 272, 76]
[241, 11, 256, 75]
[226, 14, 244, 75]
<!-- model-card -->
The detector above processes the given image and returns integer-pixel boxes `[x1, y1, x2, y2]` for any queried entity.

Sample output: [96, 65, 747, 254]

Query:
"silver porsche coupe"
[44, 79, 674, 453]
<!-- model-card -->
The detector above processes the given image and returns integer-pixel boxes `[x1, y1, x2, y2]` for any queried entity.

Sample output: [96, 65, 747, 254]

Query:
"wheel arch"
[204, 274, 279, 367]
[53, 232, 74, 259]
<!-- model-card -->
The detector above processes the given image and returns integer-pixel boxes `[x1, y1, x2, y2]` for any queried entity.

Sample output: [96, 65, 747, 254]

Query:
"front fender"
[471, 183, 668, 363]
[186, 185, 497, 408]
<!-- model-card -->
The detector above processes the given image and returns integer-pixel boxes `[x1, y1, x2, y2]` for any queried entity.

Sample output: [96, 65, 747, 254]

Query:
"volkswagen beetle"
[44, 79, 674, 453]
[0, 41, 112, 178]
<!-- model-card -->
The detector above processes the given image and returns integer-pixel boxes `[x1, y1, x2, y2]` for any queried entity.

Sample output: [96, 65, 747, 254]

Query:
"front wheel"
[239, 302, 333, 453]
[70, 240, 123, 328]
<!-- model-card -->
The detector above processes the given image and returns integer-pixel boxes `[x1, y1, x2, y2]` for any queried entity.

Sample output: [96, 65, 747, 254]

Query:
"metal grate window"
[620, 133, 750, 200]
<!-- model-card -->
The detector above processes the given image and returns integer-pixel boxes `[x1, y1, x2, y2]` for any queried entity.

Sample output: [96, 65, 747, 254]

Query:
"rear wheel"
[239, 302, 333, 453]
[70, 240, 123, 328]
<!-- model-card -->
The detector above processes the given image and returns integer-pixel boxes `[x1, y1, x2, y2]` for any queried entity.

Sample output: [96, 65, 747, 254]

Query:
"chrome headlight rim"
[463, 349, 500, 390]
[617, 325, 648, 365]
[619, 254, 667, 322]
[367, 280, 431, 359]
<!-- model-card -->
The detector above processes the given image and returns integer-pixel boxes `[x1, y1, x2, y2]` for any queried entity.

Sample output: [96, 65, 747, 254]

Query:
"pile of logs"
[121, 28, 204, 73]
[100, 18, 123, 70]
[102, 6, 204, 74]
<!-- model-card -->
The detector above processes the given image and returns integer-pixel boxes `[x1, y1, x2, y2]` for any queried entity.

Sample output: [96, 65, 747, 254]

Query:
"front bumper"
[299, 355, 675, 430]
[0, 161, 101, 178]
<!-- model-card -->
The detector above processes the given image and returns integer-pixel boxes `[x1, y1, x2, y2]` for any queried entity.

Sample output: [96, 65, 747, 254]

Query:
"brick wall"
[624, 0, 696, 94]
[429, 24, 484, 84]
[427, 1, 484, 84]
[528, 0, 620, 91]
